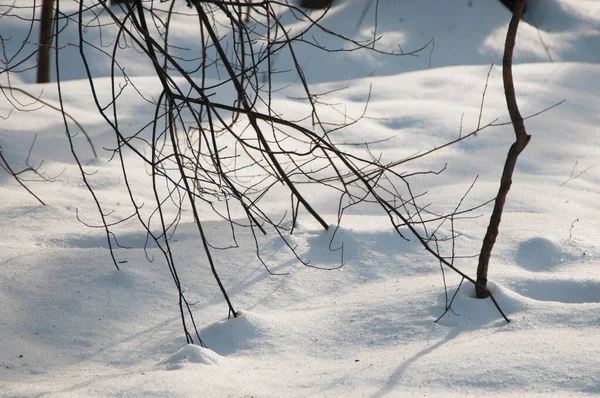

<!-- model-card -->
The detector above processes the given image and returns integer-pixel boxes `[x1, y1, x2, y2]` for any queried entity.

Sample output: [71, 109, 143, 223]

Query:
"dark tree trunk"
[36, 0, 55, 83]
[300, 0, 333, 9]
[476, 0, 529, 298]
[499, 0, 527, 14]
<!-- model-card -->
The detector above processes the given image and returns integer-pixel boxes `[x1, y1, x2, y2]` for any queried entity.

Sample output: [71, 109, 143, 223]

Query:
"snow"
[1, 0, 600, 396]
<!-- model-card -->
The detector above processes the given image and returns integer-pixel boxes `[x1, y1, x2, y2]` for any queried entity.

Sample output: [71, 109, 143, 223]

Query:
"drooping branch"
[0, 142, 46, 206]
[194, 2, 330, 232]
[1, 0, 517, 344]
[0, 85, 97, 158]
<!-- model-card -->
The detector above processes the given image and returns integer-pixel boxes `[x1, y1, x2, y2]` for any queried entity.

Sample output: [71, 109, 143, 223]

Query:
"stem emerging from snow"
[476, 0, 530, 299]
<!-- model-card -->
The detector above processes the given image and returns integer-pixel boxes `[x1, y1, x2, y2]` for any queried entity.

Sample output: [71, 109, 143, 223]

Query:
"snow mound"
[514, 237, 578, 271]
[160, 344, 222, 370]
[434, 281, 524, 328]
[200, 311, 276, 356]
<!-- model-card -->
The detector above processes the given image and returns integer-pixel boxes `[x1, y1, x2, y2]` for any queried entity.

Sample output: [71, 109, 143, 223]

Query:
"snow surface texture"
[1, 0, 599, 396]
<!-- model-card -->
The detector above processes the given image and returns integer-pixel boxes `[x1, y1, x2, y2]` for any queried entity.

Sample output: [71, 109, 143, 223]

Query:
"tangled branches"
[1, 0, 510, 344]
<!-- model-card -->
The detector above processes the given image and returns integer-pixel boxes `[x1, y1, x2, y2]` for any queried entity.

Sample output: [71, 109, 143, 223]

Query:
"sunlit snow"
[1, 0, 599, 396]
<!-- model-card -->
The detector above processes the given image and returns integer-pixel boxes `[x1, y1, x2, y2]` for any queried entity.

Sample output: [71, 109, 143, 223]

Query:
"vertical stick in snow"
[476, 0, 530, 298]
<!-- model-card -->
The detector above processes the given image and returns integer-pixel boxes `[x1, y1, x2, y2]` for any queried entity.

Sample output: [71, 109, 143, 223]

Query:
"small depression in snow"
[508, 279, 600, 304]
[514, 237, 577, 272]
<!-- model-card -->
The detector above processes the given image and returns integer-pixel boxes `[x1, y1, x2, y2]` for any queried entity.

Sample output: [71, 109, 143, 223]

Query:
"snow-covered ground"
[1, 0, 599, 396]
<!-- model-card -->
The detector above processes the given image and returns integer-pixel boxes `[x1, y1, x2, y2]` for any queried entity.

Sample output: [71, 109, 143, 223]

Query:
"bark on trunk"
[476, 0, 530, 298]
[36, 0, 55, 83]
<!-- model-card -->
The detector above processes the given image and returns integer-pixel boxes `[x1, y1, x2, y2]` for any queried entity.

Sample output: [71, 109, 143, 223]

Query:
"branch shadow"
[370, 327, 461, 398]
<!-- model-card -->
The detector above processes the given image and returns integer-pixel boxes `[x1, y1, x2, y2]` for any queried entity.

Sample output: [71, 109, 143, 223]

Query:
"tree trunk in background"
[300, 0, 333, 9]
[499, 0, 527, 13]
[36, 0, 55, 83]
[476, 0, 529, 298]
